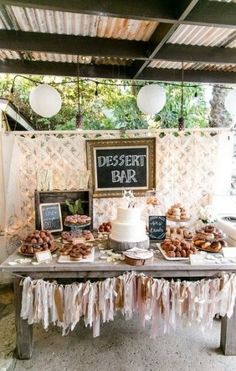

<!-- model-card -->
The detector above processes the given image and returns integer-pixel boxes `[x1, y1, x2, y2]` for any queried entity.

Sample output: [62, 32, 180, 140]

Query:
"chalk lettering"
[111, 169, 137, 184]
[97, 154, 146, 167]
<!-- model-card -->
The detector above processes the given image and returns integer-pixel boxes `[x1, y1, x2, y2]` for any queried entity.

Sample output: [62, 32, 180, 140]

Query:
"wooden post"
[14, 277, 33, 359]
[221, 303, 236, 355]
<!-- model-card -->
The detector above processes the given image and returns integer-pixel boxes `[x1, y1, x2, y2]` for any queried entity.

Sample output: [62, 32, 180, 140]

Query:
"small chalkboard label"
[39, 203, 63, 232]
[149, 216, 166, 241]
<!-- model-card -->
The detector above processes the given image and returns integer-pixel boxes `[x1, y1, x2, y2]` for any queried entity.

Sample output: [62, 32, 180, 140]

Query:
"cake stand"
[109, 236, 149, 252]
[64, 221, 91, 235]
[166, 217, 190, 228]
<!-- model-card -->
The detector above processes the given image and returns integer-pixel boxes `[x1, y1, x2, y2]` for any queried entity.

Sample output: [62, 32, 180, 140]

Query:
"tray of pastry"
[159, 239, 197, 261]
[166, 203, 190, 222]
[166, 226, 193, 240]
[61, 230, 94, 243]
[193, 225, 226, 253]
[57, 242, 95, 263]
[18, 243, 59, 257]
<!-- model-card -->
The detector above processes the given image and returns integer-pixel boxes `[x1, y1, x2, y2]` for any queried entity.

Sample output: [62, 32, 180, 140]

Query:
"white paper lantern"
[137, 84, 166, 115]
[225, 89, 236, 117]
[29, 84, 62, 117]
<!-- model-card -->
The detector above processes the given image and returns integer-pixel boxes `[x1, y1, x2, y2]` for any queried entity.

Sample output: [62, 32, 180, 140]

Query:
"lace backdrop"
[0, 129, 233, 243]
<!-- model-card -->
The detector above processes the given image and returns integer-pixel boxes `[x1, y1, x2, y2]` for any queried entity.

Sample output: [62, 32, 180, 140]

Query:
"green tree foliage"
[0, 74, 209, 130]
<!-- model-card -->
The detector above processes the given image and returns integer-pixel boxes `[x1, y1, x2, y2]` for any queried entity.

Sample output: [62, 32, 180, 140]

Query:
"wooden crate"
[35, 190, 91, 230]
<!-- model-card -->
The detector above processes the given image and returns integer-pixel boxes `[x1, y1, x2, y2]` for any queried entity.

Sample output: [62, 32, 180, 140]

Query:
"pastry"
[166, 226, 192, 241]
[210, 241, 221, 251]
[65, 214, 91, 225]
[201, 242, 211, 250]
[98, 222, 112, 233]
[60, 243, 73, 255]
[60, 242, 93, 261]
[161, 238, 196, 258]
[21, 230, 55, 255]
[61, 230, 94, 242]
[166, 203, 190, 221]
[193, 225, 226, 251]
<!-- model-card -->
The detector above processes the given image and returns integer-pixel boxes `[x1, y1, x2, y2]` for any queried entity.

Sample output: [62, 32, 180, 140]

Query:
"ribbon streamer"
[20, 272, 236, 338]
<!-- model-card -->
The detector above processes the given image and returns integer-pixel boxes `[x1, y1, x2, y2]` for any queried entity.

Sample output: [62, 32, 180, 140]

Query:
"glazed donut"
[219, 240, 227, 247]
[201, 242, 211, 250]
[210, 241, 221, 251]
[183, 230, 193, 240]
[194, 239, 205, 247]
[204, 225, 215, 233]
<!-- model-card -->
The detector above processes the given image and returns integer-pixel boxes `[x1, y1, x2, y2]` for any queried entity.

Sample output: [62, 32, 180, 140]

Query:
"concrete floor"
[1, 286, 236, 371]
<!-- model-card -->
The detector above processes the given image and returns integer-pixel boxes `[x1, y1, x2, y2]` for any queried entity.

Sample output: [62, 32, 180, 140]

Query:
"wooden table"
[1, 249, 236, 359]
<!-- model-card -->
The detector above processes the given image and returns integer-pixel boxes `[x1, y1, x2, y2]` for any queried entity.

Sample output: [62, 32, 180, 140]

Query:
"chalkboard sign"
[149, 216, 166, 241]
[39, 203, 63, 232]
[87, 138, 156, 197]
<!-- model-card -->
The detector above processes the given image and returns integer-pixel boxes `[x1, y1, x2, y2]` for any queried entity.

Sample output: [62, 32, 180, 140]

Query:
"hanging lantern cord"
[76, 58, 83, 128]
[178, 61, 185, 131]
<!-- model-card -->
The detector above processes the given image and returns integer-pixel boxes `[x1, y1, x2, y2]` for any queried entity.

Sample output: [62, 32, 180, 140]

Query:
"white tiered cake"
[110, 207, 148, 243]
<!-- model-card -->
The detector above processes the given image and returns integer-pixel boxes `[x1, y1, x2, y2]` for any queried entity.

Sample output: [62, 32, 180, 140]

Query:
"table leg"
[14, 277, 33, 360]
[221, 302, 236, 355]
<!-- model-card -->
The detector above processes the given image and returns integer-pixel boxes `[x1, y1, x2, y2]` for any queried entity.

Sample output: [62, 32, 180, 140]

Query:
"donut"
[201, 242, 211, 250]
[194, 239, 205, 247]
[210, 241, 221, 251]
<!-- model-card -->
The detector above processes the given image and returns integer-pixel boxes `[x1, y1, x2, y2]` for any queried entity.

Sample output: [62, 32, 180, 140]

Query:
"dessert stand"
[64, 221, 90, 231]
[109, 237, 149, 252]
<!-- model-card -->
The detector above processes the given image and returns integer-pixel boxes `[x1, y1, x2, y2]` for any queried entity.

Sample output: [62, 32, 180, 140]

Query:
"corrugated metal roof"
[0, 49, 132, 66]
[168, 24, 236, 47]
[149, 59, 236, 72]
[0, 18, 6, 29]
[30, 53, 92, 64]
[210, 0, 236, 2]
[4, 5, 158, 41]
[227, 38, 236, 47]
[149, 60, 195, 69]
[31, 52, 132, 65]
[93, 57, 133, 65]
[0, 50, 21, 60]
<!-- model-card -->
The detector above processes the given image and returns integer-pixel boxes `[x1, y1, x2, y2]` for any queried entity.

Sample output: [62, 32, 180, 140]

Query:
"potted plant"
[65, 199, 84, 215]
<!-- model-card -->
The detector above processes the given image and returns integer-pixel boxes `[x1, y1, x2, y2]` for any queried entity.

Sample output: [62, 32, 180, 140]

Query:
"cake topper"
[122, 189, 136, 208]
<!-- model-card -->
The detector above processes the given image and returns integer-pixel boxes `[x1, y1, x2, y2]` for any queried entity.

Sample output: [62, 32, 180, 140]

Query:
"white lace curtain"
[0, 129, 233, 241]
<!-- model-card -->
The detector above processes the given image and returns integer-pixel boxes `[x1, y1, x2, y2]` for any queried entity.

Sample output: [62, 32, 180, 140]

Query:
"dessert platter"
[109, 206, 149, 251]
[166, 226, 193, 241]
[61, 230, 94, 243]
[146, 189, 160, 206]
[166, 203, 190, 222]
[57, 242, 94, 263]
[193, 224, 226, 253]
[19, 230, 58, 256]
[159, 238, 198, 261]
[64, 214, 91, 231]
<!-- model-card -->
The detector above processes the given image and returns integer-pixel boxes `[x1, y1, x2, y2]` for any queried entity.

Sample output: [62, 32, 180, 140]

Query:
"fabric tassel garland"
[20, 272, 236, 338]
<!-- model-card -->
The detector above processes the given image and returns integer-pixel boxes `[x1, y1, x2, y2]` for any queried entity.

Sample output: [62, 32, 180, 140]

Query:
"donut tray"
[57, 247, 95, 263]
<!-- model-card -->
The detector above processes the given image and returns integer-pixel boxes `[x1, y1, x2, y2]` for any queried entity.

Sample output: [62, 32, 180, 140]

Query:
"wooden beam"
[0, 0, 176, 22]
[137, 67, 236, 84]
[0, 59, 132, 78]
[155, 44, 236, 65]
[0, 59, 235, 83]
[0, 30, 147, 60]
[132, 0, 200, 78]
[185, 0, 236, 28]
